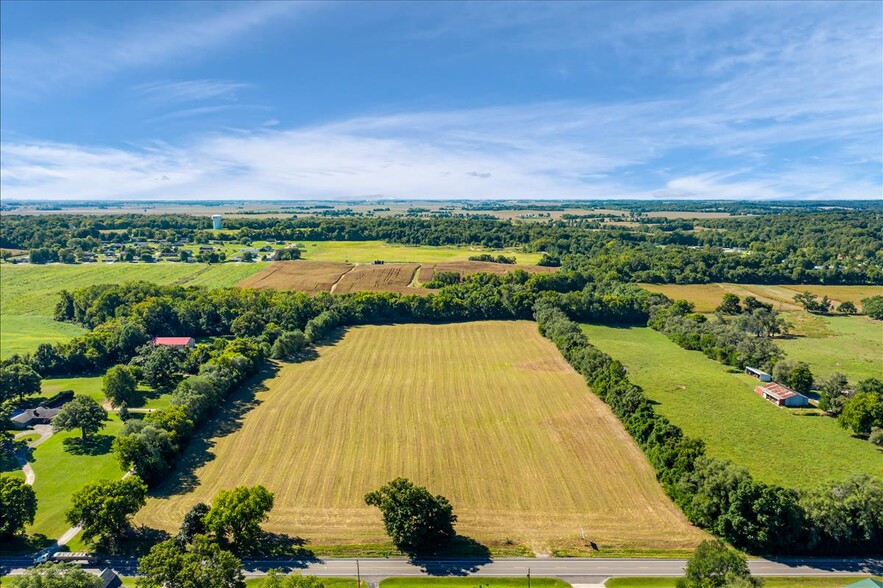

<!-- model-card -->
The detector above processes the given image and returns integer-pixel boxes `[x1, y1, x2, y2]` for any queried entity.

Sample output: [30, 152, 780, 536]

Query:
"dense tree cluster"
[66, 476, 148, 551]
[534, 301, 882, 555]
[0, 476, 38, 538]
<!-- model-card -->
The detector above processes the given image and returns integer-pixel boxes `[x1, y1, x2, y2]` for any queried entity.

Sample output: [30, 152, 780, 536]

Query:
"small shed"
[151, 337, 196, 349]
[755, 383, 810, 407]
[745, 366, 772, 382]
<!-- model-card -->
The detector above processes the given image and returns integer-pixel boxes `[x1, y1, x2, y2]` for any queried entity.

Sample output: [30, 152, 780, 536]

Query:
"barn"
[755, 382, 810, 407]
[151, 336, 196, 349]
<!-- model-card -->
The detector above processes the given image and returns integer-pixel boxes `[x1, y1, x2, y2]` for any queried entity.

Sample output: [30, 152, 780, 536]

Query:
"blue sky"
[1, 1, 881, 200]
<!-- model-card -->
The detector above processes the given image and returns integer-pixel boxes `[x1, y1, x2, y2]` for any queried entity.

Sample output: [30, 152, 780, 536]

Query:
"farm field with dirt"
[579, 324, 883, 490]
[639, 283, 882, 313]
[294, 240, 544, 265]
[135, 321, 706, 556]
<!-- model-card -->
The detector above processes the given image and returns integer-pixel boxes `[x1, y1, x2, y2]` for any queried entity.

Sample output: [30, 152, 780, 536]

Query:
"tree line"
[534, 301, 882, 556]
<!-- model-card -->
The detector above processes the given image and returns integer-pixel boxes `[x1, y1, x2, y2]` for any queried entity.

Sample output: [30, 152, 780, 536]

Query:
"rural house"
[745, 366, 772, 382]
[755, 382, 810, 407]
[151, 336, 196, 349]
[10, 406, 61, 429]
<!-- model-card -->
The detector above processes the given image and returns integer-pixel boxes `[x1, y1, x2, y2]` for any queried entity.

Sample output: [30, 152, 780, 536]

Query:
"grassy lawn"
[0, 262, 265, 358]
[295, 240, 543, 265]
[27, 413, 126, 540]
[604, 579, 878, 588]
[381, 579, 570, 588]
[579, 325, 883, 490]
[137, 321, 705, 556]
[780, 313, 882, 383]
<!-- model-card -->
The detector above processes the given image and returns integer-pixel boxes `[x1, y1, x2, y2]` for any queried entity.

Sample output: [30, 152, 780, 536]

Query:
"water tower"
[211, 215, 223, 230]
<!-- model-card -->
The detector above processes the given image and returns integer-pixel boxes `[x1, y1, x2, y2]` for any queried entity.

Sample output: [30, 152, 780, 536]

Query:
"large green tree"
[137, 536, 244, 588]
[677, 539, 760, 588]
[103, 364, 138, 407]
[839, 391, 883, 436]
[53, 395, 108, 440]
[137, 344, 183, 391]
[0, 363, 42, 403]
[66, 476, 147, 550]
[0, 475, 38, 538]
[270, 330, 308, 360]
[204, 485, 274, 545]
[8, 562, 102, 588]
[861, 295, 883, 320]
[364, 477, 457, 555]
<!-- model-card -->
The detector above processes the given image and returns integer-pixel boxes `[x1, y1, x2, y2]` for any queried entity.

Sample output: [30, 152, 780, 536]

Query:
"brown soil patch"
[236, 261, 351, 293]
[419, 261, 556, 282]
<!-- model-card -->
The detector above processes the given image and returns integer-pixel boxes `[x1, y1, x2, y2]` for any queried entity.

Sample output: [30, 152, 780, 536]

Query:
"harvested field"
[136, 321, 704, 554]
[236, 261, 351, 293]
[333, 263, 425, 294]
[639, 283, 883, 313]
[418, 261, 556, 283]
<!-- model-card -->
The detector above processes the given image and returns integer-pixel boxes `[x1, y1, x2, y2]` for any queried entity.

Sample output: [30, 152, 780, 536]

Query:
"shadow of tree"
[410, 535, 492, 576]
[119, 526, 173, 558]
[235, 531, 319, 563]
[149, 362, 279, 498]
[62, 434, 114, 456]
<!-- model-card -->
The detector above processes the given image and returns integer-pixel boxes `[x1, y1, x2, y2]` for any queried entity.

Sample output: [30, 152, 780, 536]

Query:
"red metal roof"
[151, 337, 194, 345]
[756, 382, 800, 400]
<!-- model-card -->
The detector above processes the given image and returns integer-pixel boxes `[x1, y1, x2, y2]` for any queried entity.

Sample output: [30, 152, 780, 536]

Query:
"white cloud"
[133, 80, 252, 104]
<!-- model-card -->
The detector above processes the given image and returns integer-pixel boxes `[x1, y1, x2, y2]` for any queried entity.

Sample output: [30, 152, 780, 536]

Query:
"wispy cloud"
[133, 79, 252, 104]
[0, 2, 302, 96]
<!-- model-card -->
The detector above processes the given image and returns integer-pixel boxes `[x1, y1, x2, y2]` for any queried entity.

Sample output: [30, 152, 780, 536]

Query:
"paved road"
[2, 556, 880, 580]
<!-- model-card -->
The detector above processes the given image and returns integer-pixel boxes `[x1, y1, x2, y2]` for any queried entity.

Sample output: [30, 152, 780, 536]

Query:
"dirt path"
[329, 265, 356, 293]
[13, 425, 53, 486]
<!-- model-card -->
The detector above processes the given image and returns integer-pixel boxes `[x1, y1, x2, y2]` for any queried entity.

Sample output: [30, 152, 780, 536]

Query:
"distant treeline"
[2, 210, 881, 283]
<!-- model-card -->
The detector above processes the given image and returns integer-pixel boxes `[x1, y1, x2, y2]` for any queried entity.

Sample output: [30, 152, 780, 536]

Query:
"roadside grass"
[245, 579, 364, 588]
[295, 240, 543, 265]
[779, 314, 883, 383]
[380, 579, 570, 588]
[604, 579, 878, 588]
[136, 321, 705, 556]
[579, 324, 883, 490]
[0, 262, 265, 358]
[25, 411, 125, 540]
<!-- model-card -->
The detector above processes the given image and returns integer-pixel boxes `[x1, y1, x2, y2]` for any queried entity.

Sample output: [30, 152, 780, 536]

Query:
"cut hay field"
[296, 240, 544, 265]
[236, 261, 352, 293]
[333, 263, 422, 294]
[580, 324, 883, 490]
[0, 262, 265, 358]
[417, 261, 557, 282]
[136, 321, 705, 555]
[639, 283, 883, 313]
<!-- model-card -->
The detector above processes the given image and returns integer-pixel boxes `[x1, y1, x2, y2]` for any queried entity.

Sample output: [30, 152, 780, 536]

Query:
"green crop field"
[295, 240, 544, 265]
[780, 314, 883, 383]
[136, 321, 705, 556]
[579, 325, 883, 490]
[0, 262, 265, 358]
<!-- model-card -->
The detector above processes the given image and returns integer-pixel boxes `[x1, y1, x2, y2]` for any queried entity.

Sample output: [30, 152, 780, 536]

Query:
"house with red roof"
[755, 382, 810, 408]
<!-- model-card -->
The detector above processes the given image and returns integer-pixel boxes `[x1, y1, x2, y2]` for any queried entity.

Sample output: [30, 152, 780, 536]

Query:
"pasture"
[639, 283, 882, 313]
[0, 262, 265, 358]
[779, 314, 883, 383]
[136, 321, 704, 555]
[579, 324, 883, 490]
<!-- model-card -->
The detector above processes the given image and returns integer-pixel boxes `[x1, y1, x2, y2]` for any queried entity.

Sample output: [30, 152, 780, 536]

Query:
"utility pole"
[527, 567, 531, 588]
[357, 558, 361, 588]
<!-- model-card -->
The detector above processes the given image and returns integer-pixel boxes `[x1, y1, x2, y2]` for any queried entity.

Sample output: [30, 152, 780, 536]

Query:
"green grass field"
[779, 314, 882, 383]
[244, 579, 363, 588]
[579, 325, 883, 490]
[27, 413, 126, 539]
[137, 321, 705, 556]
[0, 262, 265, 358]
[295, 240, 544, 265]
[604, 578, 878, 588]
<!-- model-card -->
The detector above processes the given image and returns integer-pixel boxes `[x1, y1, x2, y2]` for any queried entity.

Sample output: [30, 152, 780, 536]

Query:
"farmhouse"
[755, 382, 810, 407]
[151, 336, 196, 349]
[10, 406, 61, 429]
[745, 366, 772, 382]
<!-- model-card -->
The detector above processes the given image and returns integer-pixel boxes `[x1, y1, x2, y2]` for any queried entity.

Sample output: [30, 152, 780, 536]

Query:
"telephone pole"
[357, 558, 361, 588]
